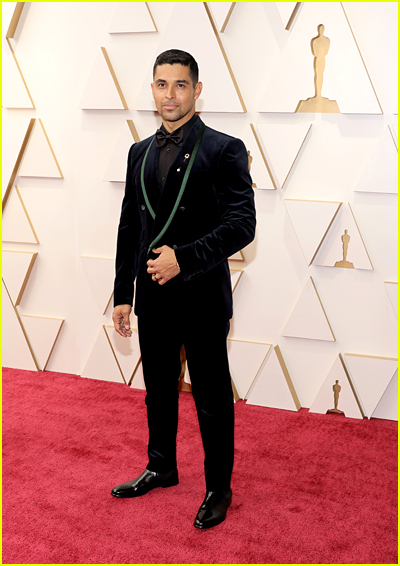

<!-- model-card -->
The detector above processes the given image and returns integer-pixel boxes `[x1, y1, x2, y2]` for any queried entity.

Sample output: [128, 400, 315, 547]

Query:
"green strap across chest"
[141, 122, 206, 256]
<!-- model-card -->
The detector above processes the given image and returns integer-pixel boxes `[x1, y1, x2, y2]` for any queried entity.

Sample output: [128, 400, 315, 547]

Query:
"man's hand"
[112, 304, 132, 337]
[147, 245, 180, 285]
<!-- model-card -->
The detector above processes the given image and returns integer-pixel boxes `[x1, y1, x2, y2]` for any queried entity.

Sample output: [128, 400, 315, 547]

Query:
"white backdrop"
[2, 2, 398, 420]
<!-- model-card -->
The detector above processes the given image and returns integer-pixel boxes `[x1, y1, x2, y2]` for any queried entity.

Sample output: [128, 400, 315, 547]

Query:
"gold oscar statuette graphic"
[296, 24, 340, 114]
[327, 380, 345, 415]
[247, 150, 257, 188]
[334, 229, 354, 269]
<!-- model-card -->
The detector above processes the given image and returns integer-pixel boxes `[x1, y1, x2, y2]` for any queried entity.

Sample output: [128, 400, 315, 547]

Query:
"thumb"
[152, 247, 162, 254]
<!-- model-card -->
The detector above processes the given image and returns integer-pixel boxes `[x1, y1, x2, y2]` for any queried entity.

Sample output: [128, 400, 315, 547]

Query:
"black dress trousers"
[137, 308, 234, 492]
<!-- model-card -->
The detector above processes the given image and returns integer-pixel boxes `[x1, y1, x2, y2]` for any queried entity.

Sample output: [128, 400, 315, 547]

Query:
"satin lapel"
[151, 118, 203, 241]
[142, 137, 161, 221]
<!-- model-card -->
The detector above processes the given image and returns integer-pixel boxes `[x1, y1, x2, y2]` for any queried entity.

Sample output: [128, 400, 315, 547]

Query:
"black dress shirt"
[157, 114, 199, 190]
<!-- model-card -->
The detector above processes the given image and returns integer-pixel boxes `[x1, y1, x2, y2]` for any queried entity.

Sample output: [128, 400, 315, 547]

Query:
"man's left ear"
[194, 82, 203, 100]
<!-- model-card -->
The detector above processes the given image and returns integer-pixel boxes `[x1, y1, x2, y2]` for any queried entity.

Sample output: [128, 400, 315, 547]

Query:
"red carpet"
[2, 367, 397, 564]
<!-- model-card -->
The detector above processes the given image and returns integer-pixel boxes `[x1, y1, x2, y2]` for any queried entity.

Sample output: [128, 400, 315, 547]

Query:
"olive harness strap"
[141, 122, 206, 256]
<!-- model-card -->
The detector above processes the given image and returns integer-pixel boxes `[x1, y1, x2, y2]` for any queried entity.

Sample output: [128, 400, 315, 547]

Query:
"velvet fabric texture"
[113, 116, 256, 320]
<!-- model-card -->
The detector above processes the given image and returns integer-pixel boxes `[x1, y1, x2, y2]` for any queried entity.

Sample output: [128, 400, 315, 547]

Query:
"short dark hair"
[153, 49, 199, 85]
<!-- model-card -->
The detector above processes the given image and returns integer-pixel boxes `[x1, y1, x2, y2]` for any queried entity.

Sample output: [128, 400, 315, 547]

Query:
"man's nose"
[165, 85, 175, 99]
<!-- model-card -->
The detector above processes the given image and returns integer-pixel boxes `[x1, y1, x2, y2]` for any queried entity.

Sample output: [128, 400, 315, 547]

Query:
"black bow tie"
[155, 127, 183, 148]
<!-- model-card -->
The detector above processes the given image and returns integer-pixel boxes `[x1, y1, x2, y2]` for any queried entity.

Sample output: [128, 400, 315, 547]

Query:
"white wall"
[3, 2, 398, 419]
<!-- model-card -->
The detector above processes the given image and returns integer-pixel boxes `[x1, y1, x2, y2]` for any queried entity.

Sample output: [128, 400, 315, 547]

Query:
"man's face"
[151, 64, 202, 129]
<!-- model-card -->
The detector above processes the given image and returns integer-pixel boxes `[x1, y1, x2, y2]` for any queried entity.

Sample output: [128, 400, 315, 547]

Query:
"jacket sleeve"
[174, 137, 256, 281]
[113, 145, 142, 306]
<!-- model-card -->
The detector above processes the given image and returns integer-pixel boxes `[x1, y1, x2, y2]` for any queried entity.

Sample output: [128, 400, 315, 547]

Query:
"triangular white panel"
[282, 278, 335, 342]
[316, 204, 373, 270]
[247, 346, 300, 411]
[82, 327, 125, 384]
[2, 186, 39, 244]
[345, 354, 398, 419]
[285, 200, 342, 265]
[109, 3, 157, 34]
[230, 269, 243, 293]
[355, 127, 398, 194]
[21, 316, 64, 371]
[18, 119, 63, 178]
[103, 121, 139, 183]
[207, 3, 236, 32]
[2, 38, 34, 108]
[134, 3, 244, 113]
[2, 282, 37, 371]
[104, 326, 142, 385]
[371, 370, 398, 421]
[275, 2, 300, 30]
[309, 355, 364, 419]
[384, 282, 398, 319]
[256, 123, 312, 189]
[81, 257, 115, 314]
[79, 48, 128, 110]
[246, 125, 275, 190]
[2, 250, 37, 306]
[227, 339, 272, 399]
[259, 3, 382, 114]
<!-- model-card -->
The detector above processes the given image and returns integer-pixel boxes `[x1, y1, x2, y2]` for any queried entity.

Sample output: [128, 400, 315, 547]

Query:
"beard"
[160, 104, 192, 123]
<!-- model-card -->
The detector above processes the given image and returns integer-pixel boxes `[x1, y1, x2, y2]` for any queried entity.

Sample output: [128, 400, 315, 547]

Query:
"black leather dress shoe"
[111, 467, 178, 498]
[194, 489, 232, 529]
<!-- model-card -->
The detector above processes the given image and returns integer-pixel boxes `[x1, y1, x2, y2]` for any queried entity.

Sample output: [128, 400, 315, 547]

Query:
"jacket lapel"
[142, 137, 161, 222]
[150, 117, 204, 243]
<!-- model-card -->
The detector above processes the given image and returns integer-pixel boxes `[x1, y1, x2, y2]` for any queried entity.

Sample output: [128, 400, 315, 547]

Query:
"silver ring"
[154, 274, 158, 280]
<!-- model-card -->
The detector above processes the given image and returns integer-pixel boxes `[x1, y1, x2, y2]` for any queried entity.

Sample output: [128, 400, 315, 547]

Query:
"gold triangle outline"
[285, 3, 302, 31]
[284, 199, 343, 266]
[36, 119, 64, 178]
[2, 250, 38, 306]
[6, 2, 25, 38]
[340, 353, 394, 419]
[21, 315, 65, 371]
[340, 3, 383, 115]
[249, 123, 277, 190]
[3, 186, 39, 244]
[228, 250, 244, 262]
[344, 352, 398, 417]
[5, 38, 35, 107]
[282, 276, 336, 342]
[127, 119, 140, 143]
[246, 345, 301, 410]
[227, 338, 272, 400]
[384, 281, 398, 319]
[2, 280, 40, 371]
[100, 47, 128, 110]
[220, 3, 236, 33]
[230, 269, 243, 293]
[203, 2, 246, 112]
[103, 325, 143, 386]
[3, 118, 35, 212]
[145, 3, 158, 32]
[348, 203, 374, 270]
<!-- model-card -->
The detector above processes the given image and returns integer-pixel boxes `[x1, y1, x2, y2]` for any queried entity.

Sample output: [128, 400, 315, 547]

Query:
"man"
[111, 49, 256, 529]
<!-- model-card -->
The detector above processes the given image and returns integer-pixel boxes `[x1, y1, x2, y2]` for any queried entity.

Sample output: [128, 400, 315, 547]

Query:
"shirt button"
[162, 177, 166, 182]
[166, 147, 171, 153]
[141, 205, 145, 210]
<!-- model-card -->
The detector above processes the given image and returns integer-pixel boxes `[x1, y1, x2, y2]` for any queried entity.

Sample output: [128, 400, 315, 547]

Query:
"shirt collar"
[160, 113, 199, 144]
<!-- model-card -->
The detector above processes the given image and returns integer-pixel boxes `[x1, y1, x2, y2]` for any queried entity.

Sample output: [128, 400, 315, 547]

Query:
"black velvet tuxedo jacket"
[114, 117, 256, 320]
